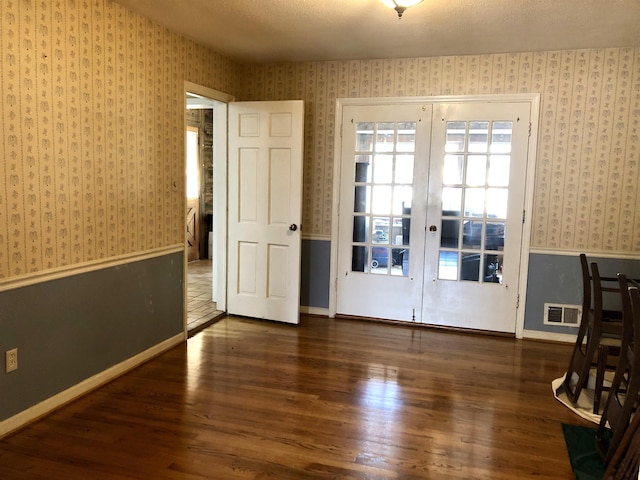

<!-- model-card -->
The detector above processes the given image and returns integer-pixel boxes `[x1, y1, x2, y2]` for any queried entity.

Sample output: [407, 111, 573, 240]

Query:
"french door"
[335, 99, 533, 333]
[422, 102, 531, 332]
[336, 104, 432, 321]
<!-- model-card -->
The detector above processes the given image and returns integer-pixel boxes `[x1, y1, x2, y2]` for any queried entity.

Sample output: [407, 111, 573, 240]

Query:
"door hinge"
[516, 293, 520, 309]
[528, 122, 532, 137]
[522, 210, 526, 224]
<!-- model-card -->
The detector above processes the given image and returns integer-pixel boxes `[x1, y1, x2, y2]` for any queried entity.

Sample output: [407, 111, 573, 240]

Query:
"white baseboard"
[523, 329, 576, 344]
[300, 306, 329, 317]
[0, 333, 184, 439]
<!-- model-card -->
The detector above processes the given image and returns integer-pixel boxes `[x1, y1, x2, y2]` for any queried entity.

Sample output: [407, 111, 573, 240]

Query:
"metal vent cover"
[543, 303, 581, 326]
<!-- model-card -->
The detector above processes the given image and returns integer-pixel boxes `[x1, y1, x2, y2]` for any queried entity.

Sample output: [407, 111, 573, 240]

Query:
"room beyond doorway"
[183, 81, 233, 327]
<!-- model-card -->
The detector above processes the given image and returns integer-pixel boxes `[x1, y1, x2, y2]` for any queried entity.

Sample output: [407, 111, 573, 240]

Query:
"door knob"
[429, 225, 437, 232]
[289, 224, 298, 231]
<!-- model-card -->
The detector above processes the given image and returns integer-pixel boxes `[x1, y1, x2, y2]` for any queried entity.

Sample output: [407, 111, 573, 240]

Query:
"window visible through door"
[186, 125, 200, 262]
[186, 126, 200, 199]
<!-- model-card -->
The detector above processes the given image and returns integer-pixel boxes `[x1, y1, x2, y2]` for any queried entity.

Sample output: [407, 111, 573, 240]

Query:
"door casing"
[329, 94, 540, 339]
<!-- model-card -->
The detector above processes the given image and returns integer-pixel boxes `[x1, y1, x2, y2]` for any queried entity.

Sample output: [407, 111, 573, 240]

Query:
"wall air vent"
[543, 303, 581, 327]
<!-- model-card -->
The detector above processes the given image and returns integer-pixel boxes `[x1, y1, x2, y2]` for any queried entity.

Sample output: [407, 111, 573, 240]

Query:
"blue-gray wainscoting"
[0, 252, 184, 423]
[524, 252, 640, 334]
[299, 240, 640, 338]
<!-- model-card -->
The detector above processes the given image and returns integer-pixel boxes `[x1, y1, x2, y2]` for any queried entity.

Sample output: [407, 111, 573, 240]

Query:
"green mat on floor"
[562, 423, 611, 480]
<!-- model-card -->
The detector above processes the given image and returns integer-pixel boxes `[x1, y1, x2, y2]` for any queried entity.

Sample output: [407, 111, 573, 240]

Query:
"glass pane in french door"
[351, 122, 415, 277]
[437, 120, 512, 284]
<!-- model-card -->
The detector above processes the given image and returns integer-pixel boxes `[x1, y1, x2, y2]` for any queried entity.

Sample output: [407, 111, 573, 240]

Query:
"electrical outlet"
[6, 348, 18, 373]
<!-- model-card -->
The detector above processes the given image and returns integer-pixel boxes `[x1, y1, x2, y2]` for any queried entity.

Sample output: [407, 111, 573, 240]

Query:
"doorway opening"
[182, 84, 305, 329]
[184, 84, 232, 334]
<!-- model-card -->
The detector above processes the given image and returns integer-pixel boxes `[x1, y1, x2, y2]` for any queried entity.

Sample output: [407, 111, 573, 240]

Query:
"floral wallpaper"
[0, 0, 239, 279]
[239, 49, 640, 254]
[1, 0, 638, 285]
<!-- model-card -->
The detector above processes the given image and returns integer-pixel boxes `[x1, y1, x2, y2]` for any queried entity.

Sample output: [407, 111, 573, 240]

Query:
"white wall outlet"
[6, 348, 18, 373]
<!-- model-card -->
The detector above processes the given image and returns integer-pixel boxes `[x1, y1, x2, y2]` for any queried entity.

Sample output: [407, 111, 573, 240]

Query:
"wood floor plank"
[0, 315, 587, 479]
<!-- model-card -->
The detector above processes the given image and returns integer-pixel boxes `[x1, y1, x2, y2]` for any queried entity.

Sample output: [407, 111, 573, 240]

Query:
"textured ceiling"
[113, 0, 640, 64]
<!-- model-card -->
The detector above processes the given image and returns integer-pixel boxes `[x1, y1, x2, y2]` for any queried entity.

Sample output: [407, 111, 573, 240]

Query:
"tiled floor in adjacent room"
[187, 259, 224, 333]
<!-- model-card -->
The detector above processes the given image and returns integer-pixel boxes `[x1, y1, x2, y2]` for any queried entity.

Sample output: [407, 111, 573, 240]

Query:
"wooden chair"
[596, 276, 639, 464]
[591, 263, 629, 414]
[603, 403, 640, 480]
[558, 254, 624, 413]
[602, 288, 640, 480]
[561, 282, 640, 480]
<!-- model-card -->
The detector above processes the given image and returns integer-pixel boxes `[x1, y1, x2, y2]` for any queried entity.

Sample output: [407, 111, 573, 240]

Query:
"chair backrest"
[591, 261, 626, 334]
[560, 255, 624, 406]
[579, 253, 591, 317]
[604, 287, 640, 479]
[597, 274, 638, 463]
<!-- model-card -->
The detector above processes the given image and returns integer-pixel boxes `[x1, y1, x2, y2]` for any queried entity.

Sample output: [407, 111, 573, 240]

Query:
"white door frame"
[330, 94, 540, 339]
[183, 81, 234, 333]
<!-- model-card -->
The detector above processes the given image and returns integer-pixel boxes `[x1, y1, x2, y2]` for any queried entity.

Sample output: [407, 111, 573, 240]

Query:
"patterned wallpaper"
[0, 0, 239, 279]
[1, 1, 638, 284]
[239, 49, 640, 253]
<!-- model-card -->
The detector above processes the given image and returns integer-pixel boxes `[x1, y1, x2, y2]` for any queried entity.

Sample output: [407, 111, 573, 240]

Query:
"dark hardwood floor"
[0, 316, 589, 479]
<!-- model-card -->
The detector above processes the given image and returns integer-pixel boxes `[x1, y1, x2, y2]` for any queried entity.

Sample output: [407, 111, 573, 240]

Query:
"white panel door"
[336, 104, 432, 322]
[227, 101, 304, 324]
[422, 102, 531, 333]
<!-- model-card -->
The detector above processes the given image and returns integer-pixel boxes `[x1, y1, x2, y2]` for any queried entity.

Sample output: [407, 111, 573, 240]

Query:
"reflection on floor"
[187, 259, 224, 334]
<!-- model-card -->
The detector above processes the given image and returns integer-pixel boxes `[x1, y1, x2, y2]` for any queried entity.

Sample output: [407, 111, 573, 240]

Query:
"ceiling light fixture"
[381, 0, 424, 19]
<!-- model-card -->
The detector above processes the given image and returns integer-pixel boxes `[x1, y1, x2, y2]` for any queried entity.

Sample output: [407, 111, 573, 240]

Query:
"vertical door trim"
[330, 94, 540, 339]
[212, 102, 228, 309]
[515, 94, 540, 339]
